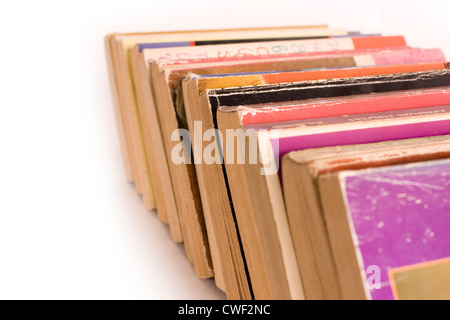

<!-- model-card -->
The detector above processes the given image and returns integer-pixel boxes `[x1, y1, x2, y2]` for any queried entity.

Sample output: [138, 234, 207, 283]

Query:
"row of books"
[105, 25, 450, 300]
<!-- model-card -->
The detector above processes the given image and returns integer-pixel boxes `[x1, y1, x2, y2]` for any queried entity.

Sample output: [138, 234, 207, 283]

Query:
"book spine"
[352, 35, 407, 49]
[276, 117, 450, 160]
[163, 47, 409, 67]
[263, 105, 450, 130]
[241, 88, 450, 126]
[192, 50, 445, 81]
[259, 61, 449, 87]
[104, 35, 134, 182]
[142, 36, 406, 64]
[371, 48, 446, 65]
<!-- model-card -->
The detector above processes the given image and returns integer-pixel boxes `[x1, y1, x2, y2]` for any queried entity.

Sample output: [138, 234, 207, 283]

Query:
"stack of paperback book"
[105, 25, 450, 300]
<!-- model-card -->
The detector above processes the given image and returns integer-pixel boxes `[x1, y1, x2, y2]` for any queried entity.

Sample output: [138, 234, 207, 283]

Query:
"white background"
[0, 0, 449, 300]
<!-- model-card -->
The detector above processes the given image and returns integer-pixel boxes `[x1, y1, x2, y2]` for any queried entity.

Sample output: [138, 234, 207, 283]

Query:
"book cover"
[239, 87, 450, 126]
[282, 134, 450, 299]
[140, 36, 405, 64]
[272, 109, 450, 164]
[208, 69, 450, 107]
[321, 159, 450, 300]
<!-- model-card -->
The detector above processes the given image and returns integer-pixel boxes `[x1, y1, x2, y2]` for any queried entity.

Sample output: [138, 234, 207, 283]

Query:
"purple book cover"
[338, 159, 450, 300]
[274, 118, 450, 163]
